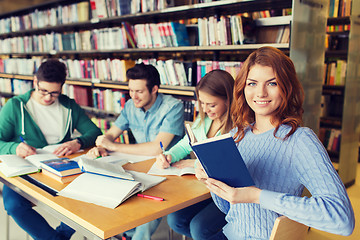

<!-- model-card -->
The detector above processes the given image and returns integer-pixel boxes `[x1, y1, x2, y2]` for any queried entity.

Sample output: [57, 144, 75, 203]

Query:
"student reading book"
[196, 47, 354, 240]
[155, 70, 233, 240]
[186, 125, 254, 188]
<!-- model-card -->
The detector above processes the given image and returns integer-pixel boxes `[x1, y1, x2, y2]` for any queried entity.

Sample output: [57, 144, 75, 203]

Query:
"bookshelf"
[2, 0, 357, 186]
[0, 0, 296, 122]
[320, 0, 360, 187]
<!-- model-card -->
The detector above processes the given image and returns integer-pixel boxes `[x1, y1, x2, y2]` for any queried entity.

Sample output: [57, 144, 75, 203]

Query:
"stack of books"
[40, 158, 82, 184]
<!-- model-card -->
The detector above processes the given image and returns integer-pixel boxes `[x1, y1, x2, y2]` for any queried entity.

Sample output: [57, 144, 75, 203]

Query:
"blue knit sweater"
[212, 125, 354, 239]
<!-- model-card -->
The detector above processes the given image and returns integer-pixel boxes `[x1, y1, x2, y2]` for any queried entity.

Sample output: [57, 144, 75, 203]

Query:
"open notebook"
[0, 144, 84, 178]
[58, 158, 166, 208]
[0, 153, 59, 177]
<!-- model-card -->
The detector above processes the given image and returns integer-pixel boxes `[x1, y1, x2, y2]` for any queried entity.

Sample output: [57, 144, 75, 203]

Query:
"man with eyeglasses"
[0, 59, 102, 240]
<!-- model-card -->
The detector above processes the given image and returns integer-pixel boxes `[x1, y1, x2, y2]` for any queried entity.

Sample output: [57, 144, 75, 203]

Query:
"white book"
[0, 149, 63, 177]
[108, 151, 155, 163]
[78, 157, 133, 180]
[0, 155, 40, 177]
[147, 162, 195, 176]
[235, 15, 244, 45]
[58, 170, 166, 208]
[174, 62, 188, 86]
[165, 59, 179, 86]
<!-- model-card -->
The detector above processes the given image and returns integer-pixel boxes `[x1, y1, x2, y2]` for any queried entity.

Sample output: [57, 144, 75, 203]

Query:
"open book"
[147, 162, 195, 176]
[0, 153, 59, 177]
[58, 170, 166, 208]
[0, 155, 40, 177]
[77, 157, 133, 180]
[0, 144, 84, 177]
[108, 151, 155, 163]
[185, 124, 254, 188]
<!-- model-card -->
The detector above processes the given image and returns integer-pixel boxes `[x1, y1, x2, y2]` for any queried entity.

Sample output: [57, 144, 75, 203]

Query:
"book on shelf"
[319, 128, 342, 152]
[324, 60, 347, 86]
[41, 169, 82, 184]
[185, 124, 255, 188]
[90, 0, 108, 19]
[40, 158, 82, 177]
[58, 168, 166, 208]
[77, 1, 90, 22]
[72, 85, 91, 107]
[170, 22, 190, 46]
[147, 162, 195, 176]
[123, 22, 137, 48]
[182, 99, 196, 122]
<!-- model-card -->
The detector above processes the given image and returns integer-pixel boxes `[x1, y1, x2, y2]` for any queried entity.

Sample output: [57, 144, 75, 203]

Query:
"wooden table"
[0, 157, 210, 239]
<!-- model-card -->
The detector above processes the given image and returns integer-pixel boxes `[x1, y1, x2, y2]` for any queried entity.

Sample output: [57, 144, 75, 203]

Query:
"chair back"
[269, 216, 309, 240]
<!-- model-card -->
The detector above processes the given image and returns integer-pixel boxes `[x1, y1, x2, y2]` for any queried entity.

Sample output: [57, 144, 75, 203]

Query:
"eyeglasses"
[36, 82, 61, 98]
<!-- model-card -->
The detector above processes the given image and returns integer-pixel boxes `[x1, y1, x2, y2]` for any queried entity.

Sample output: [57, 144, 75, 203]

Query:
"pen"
[19, 136, 27, 144]
[137, 193, 164, 201]
[160, 141, 165, 153]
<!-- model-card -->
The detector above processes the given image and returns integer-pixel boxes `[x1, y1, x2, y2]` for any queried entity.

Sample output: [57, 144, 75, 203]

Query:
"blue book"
[40, 158, 81, 177]
[185, 124, 254, 188]
[170, 22, 190, 47]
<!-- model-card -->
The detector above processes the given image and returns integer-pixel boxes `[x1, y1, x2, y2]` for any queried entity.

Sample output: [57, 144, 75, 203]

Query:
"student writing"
[156, 69, 234, 240]
[0, 59, 102, 240]
[87, 63, 184, 240]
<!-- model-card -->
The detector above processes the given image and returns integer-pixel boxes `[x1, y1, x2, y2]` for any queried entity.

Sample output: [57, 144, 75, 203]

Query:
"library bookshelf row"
[0, 74, 198, 122]
[320, 4, 358, 172]
[0, 14, 291, 53]
[0, 0, 359, 188]
[0, 57, 243, 88]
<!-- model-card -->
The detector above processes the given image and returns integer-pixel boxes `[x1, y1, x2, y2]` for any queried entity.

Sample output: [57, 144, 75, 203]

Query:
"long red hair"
[232, 47, 304, 142]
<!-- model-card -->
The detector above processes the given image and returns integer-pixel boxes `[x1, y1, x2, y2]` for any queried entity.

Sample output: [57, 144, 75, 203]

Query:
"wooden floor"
[307, 163, 360, 240]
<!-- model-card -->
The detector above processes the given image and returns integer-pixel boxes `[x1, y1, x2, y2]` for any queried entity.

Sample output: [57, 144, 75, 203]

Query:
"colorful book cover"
[40, 158, 81, 177]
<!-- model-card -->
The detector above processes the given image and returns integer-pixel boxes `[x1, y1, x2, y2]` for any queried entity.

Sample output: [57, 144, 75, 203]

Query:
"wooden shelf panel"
[0, 74, 196, 97]
[322, 85, 345, 95]
[320, 117, 342, 128]
[81, 106, 120, 119]
[0, 43, 290, 57]
[327, 16, 351, 25]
